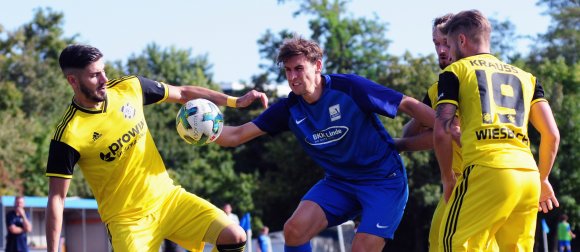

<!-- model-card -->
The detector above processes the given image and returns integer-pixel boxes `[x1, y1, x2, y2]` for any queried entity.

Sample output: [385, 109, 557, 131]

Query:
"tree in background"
[536, 0, 579, 65]
[527, 2, 580, 248]
[0, 9, 73, 195]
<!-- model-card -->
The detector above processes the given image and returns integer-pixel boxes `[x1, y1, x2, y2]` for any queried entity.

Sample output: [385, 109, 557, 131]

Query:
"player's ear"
[458, 34, 466, 47]
[315, 59, 323, 73]
[66, 74, 78, 88]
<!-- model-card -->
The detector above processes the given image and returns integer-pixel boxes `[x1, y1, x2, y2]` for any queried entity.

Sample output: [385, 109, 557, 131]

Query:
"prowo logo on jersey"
[99, 120, 146, 162]
[305, 126, 349, 146]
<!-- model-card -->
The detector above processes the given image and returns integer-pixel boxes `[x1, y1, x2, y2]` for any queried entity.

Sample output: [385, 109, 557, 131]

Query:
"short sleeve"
[532, 78, 545, 101]
[139, 76, 168, 105]
[46, 140, 79, 178]
[252, 99, 290, 135]
[437, 71, 460, 106]
[328, 74, 403, 118]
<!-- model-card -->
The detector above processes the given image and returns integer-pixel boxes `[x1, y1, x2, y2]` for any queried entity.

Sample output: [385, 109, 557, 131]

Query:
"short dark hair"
[59, 44, 103, 72]
[277, 36, 323, 67]
[441, 10, 491, 45]
[433, 13, 454, 31]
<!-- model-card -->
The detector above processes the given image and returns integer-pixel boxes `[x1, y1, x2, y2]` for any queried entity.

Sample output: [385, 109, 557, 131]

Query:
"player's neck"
[469, 44, 490, 56]
[302, 75, 325, 104]
[73, 96, 103, 110]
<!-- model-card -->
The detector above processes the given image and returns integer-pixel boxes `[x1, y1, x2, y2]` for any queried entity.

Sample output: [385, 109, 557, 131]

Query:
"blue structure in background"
[1, 196, 98, 209]
[1, 195, 106, 252]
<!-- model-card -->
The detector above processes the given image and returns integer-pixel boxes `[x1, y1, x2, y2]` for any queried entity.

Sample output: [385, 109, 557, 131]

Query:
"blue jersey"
[253, 74, 404, 181]
[5, 210, 29, 252]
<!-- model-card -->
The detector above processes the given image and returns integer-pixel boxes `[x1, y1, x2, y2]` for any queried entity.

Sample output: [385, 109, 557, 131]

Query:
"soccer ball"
[176, 98, 224, 145]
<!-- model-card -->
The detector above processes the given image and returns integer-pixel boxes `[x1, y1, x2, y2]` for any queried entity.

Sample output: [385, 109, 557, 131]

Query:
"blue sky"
[2, 0, 550, 83]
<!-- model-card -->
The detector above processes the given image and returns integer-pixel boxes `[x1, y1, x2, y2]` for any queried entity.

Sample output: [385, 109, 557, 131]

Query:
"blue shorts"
[559, 240, 571, 247]
[302, 166, 408, 239]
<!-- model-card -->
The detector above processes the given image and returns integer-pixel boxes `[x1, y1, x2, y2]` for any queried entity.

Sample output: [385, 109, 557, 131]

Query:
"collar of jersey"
[71, 97, 108, 114]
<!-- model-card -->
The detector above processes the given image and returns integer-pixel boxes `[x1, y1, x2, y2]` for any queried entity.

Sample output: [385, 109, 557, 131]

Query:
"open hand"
[538, 179, 559, 213]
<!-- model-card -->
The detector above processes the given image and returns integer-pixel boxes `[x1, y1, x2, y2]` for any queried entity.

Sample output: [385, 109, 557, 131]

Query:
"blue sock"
[284, 242, 312, 252]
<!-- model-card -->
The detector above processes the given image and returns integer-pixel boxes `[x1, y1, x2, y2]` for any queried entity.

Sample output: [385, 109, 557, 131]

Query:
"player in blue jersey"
[216, 36, 435, 252]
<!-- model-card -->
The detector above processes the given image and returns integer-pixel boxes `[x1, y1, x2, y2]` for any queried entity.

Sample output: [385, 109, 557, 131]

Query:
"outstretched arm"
[165, 85, 269, 108]
[216, 122, 267, 147]
[529, 101, 560, 213]
[46, 177, 71, 252]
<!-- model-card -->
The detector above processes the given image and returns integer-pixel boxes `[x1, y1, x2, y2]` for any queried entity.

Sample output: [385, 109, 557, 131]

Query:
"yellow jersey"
[436, 54, 546, 170]
[46, 76, 177, 223]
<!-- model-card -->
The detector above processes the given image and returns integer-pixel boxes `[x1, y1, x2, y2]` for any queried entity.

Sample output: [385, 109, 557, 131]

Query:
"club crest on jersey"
[121, 103, 136, 119]
[329, 104, 341, 121]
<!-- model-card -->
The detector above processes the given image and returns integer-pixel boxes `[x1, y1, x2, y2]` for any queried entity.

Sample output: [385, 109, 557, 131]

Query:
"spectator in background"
[5, 196, 32, 252]
[558, 214, 576, 252]
[257, 226, 272, 252]
[223, 203, 240, 225]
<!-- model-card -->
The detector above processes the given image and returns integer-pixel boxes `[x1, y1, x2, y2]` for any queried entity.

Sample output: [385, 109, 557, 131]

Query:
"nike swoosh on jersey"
[295, 117, 307, 124]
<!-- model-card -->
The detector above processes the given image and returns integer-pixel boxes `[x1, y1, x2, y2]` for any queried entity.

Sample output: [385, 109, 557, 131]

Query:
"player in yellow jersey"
[397, 13, 467, 252]
[433, 10, 560, 251]
[45, 44, 269, 252]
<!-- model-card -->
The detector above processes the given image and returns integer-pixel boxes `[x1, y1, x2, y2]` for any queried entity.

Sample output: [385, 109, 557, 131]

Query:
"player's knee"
[284, 219, 307, 245]
[216, 224, 246, 245]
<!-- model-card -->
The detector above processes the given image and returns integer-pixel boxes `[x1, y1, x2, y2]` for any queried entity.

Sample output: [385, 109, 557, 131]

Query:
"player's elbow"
[8, 225, 19, 234]
[402, 119, 421, 138]
[536, 121, 560, 149]
[400, 97, 435, 129]
[543, 128, 560, 149]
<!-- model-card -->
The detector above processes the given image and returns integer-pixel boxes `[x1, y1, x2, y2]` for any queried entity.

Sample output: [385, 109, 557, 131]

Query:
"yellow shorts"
[429, 173, 463, 252]
[106, 187, 234, 252]
[438, 165, 539, 252]
[430, 196, 447, 252]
